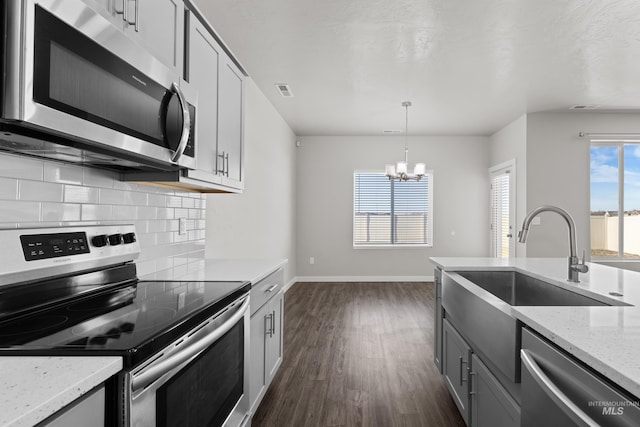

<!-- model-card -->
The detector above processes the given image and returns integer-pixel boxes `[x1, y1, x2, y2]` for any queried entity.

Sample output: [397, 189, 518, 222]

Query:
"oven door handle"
[131, 295, 249, 392]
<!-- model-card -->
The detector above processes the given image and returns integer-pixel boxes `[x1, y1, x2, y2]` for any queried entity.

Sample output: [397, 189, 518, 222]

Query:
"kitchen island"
[430, 257, 640, 397]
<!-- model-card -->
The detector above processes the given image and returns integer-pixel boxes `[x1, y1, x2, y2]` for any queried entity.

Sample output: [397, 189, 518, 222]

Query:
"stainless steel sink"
[456, 270, 608, 307]
[441, 270, 621, 385]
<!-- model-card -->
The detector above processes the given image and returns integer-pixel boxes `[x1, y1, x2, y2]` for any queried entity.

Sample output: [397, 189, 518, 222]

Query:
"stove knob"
[91, 234, 108, 247]
[122, 232, 137, 244]
[108, 233, 123, 246]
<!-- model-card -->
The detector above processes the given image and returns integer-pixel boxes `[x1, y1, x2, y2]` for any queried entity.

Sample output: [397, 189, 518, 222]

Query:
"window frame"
[352, 170, 434, 249]
[590, 142, 640, 260]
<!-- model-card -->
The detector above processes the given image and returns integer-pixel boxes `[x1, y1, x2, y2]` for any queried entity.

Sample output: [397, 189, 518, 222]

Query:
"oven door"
[2, 0, 196, 170]
[123, 294, 250, 427]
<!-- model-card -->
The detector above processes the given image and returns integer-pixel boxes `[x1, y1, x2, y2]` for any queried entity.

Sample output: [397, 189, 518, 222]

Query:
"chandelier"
[385, 101, 426, 181]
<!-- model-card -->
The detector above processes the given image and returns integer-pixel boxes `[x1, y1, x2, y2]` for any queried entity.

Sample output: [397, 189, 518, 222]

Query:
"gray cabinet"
[470, 354, 520, 427]
[41, 385, 105, 427]
[249, 269, 284, 416]
[128, 0, 184, 75]
[443, 319, 471, 425]
[442, 318, 521, 427]
[81, 0, 184, 75]
[434, 268, 443, 373]
[181, 10, 222, 185]
[216, 53, 245, 190]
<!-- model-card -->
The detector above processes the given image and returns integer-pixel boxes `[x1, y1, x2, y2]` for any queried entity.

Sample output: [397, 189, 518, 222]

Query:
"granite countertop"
[0, 356, 122, 427]
[430, 257, 640, 397]
[142, 258, 288, 285]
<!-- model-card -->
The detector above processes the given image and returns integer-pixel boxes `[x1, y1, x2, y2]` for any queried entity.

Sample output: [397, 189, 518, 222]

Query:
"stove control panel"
[20, 232, 90, 261]
[1, 225, 140, 287]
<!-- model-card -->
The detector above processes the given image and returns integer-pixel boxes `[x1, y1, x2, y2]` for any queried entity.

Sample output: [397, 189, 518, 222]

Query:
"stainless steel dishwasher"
[521, 327, 640, 427]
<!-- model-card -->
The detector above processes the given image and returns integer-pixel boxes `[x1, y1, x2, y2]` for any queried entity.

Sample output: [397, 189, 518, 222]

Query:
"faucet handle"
[576, 249, 589, 273]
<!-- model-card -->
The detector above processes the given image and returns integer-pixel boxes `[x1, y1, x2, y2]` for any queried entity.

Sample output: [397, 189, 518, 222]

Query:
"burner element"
[0, 315, 68, 337]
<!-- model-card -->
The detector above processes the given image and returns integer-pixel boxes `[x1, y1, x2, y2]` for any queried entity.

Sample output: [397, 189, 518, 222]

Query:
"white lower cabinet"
[249, 269, 284, 416]
[442, 319, 520, 427]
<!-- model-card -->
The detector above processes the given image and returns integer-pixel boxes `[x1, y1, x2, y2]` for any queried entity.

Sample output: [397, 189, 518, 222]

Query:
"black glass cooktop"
[0, 279, 250, 368]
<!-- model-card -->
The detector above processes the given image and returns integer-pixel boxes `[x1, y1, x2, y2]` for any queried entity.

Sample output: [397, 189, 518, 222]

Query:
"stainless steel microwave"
[0, 0, 197, 171]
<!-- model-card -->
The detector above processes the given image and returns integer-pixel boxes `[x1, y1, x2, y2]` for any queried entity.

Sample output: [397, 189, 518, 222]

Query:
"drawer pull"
[265, 285, 278, 293]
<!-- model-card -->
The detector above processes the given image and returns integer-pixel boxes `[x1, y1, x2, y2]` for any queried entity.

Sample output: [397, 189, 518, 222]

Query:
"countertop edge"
[1, 356, 122, 427]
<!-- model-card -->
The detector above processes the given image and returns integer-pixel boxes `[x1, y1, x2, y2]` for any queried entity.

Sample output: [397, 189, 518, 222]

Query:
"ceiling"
[194, 0, 640, 137]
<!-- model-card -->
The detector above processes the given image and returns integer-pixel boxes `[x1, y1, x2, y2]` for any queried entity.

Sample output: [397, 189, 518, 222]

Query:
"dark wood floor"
[251, 282, 465, 427]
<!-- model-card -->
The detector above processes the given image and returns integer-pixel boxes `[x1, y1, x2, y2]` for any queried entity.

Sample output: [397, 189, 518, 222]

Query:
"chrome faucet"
[518, 205, 588, 283]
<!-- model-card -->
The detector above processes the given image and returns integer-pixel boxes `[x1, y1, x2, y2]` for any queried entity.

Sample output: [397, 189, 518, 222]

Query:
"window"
[590, 143, 640, 259]
[490, 161, 515, 258]
[353, 172, 433, 247]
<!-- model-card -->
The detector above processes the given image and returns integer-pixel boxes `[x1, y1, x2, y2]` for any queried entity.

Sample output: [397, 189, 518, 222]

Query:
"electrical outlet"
[309, 257, 315, 265]
[532, 217, 541, 226]
[179, 218, 187, 235]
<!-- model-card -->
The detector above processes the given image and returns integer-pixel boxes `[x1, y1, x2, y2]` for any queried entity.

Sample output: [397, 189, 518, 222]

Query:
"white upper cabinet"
[81, 0, 184, 75]
[217, 53, 244, 190]
[181, 11, 222, 184]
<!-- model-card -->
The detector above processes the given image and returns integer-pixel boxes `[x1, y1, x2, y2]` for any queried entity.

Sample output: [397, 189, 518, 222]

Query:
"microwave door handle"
[169, 82, 191, 163]
[131, 296, 249, 393]
[520, 350, 599, 427]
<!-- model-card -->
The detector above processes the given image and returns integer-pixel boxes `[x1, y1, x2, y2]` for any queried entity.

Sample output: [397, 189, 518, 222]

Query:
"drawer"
[250, 268, 284, 315]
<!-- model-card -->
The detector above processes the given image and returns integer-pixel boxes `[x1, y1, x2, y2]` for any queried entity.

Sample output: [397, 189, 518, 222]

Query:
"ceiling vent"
[570, 105, 599, 110]
[275, 83, 293, 97]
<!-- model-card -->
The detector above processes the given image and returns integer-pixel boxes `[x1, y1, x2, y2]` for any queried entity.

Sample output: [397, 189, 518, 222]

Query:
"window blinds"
[354, 172, 432, 246]
[490, 172, 510, 258]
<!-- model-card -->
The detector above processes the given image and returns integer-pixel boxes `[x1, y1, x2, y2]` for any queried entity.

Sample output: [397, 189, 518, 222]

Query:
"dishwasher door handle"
[521, 349, 599, 427]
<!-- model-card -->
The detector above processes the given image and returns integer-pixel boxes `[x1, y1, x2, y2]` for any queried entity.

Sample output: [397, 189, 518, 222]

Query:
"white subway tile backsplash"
[0, 155, 205, 277]
[147, 193, 166, 207]
[112, 205, 137, 220]
[0, 153, 43, 181]
[81, 204, 113, 221]
[136, 206, 157, 220]
[147, 220, 167, 233]
[42, 203, 82, 222]
[166, 196, 182, 208]
[44, 163, 83, 185]
[156, 208, 174, 220]
[19, 180, 63, 202]
[124, 191, 148, 206]
[182, 197, 196, 209]
[83, 168, 116, 188]
[99, 188, 125, 205]
[0, 178, 18, 200]
[64, 185, 99, 204]
[0, 201, 40, 222]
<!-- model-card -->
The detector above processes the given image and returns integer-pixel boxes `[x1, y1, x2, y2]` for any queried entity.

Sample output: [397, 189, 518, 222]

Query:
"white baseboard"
[286, 275, 434, 289]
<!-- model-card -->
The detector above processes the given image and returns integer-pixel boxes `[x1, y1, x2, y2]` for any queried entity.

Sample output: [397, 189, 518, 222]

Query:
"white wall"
[524, 112, 640, 259]
[205, 79, 298, 283]
[0, 153, 206, 277]
[489, 114, 527, 256]
[295, 135, 490, 279]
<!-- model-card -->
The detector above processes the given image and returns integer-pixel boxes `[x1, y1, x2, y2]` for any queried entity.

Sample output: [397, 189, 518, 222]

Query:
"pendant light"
[385, 101, 426, 181]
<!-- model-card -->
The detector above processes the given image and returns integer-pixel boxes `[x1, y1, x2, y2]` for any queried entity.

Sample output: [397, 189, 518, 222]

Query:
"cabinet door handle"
[469, 371, 477, 395]
[217, 151, 225, 175]
[115, 0, 125, 18]
[265, 313, 273, 338]
[265, 285, 278, 293]
[225, 152, 230, 177]
[271, 310, 276, 335]
[459, 356, 468, 386]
